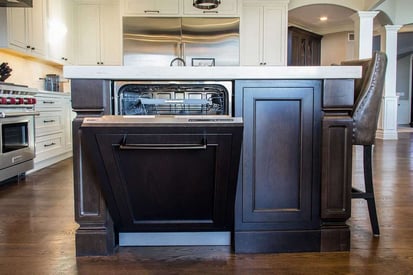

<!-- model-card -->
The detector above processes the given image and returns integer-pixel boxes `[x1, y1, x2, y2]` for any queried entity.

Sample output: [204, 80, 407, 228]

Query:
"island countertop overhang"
[63, 66, 361, 80]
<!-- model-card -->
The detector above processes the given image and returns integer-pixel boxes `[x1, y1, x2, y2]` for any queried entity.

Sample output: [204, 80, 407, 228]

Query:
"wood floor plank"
[0, 132, 413, 274]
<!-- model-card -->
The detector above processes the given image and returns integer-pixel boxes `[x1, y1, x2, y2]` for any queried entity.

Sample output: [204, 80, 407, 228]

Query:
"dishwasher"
[80, 80, 243, 246]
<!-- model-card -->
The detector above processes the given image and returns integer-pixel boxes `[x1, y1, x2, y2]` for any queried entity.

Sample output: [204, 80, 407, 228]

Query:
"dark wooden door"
[288, 27, 322, 66]
[234, 80, 322, 252]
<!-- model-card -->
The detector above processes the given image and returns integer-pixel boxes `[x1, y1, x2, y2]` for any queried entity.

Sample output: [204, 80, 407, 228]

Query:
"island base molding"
[75, 227, 117, 256]
[234, 226, 350, 253]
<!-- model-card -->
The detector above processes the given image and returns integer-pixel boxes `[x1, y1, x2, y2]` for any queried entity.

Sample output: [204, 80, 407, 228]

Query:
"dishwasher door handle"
[119, 137, 207, 150]
[119, 143, 207, 150]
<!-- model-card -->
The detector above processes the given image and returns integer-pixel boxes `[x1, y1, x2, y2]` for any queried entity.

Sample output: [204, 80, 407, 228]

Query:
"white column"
[351, 11, 379, 59]
[376, 25, 402, 140]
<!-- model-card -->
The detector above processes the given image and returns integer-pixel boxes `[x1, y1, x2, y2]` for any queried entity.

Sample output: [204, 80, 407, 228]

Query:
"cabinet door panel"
[235, 80, 321, 230]
[7, 8, 27, 50]
[100, 4, 121, 65]
[262, 6, 286, 65]
[28, 0, 46, 56]
[240, 5, 261, 65]
[75, 4, 100, 65]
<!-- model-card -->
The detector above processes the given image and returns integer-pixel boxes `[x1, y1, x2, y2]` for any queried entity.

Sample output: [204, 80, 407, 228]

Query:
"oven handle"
[0, 111, 40, 118]
[119, 136, 207, 150]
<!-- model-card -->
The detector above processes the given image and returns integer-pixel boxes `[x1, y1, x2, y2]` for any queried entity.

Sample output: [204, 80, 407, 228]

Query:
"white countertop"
[63, 66, 361, 80]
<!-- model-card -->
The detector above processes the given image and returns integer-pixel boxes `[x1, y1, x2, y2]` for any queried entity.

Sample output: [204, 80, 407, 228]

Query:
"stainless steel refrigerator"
[123, 17, 240, 66]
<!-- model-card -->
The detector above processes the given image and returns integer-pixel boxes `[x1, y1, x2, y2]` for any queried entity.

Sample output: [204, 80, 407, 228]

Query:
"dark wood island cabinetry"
[234, 80, 322, 252]
[234, 79, 353, 253]
[65, 66, 360, 256]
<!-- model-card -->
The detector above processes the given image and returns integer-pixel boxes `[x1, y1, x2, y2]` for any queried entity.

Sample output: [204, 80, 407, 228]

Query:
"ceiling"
[288, 4, 413, 58]
[288, 4, 356, 35]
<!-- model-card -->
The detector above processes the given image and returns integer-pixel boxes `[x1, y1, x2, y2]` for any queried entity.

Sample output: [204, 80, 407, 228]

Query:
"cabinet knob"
[26, 45, 31, 49]
[31, 47, 35, 50]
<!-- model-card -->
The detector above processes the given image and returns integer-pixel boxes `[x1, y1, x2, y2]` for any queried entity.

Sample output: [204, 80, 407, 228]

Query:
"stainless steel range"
[0, 83, 38, 182]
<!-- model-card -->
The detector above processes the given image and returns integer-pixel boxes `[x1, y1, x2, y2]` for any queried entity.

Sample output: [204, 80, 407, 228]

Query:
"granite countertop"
[63, 66, 361, 80]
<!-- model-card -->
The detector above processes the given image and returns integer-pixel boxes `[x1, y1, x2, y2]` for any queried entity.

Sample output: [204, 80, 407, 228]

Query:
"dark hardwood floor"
[1, 132, 413, 274]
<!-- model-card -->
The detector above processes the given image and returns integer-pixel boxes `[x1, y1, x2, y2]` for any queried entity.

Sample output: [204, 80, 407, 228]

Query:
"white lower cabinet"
[32, 92, 72, 171]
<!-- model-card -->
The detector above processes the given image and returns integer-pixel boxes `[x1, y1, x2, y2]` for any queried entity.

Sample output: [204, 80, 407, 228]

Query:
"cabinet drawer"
[183, 0, 238, 15]
[35, 133, 64, 160]
[36, 96, 63, 110]
[35, 111, 63, 136]
[122, 0, 181, 15]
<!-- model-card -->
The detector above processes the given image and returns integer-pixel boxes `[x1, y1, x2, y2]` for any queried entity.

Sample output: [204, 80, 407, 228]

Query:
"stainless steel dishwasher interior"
[113, 81, 233, 116]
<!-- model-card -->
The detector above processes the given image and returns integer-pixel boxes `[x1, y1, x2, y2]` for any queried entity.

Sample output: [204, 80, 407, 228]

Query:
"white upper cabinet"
[3, 0, 46, 58]
[46, 0, 74, 64]
[122, 0, 181, 16]
[75, 2, 122, 65]
[240, 1, 287, 66]
[183, 0, 239, 16]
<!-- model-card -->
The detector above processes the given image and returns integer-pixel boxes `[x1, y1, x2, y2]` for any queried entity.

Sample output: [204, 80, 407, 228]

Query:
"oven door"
[0, 115, 35, 170]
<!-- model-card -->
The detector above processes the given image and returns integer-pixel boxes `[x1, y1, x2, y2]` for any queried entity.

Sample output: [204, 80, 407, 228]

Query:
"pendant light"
[193, 0, 221, 10]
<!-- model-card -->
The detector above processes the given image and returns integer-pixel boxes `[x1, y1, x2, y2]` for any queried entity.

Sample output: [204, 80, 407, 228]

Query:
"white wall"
[320, 31, 355, 65]
[396, 54, 412, 124]
[0, 50, 65, 91]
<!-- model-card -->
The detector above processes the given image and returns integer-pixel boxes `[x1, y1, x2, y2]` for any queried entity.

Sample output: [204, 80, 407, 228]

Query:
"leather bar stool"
[341, 51, 388, 236]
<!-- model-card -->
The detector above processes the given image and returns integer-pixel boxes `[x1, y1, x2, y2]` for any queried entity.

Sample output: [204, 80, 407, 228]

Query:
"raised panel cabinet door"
[75, 4, 101, 65]
[240, 5, 262, 65]
[7, 8, 27, 50]
[262, 6, 287, 65]
[28, 0, 46, 57]
[47, 0, 73, 64]
[100, 3, 122, 65]
[235, 80, 321, 230]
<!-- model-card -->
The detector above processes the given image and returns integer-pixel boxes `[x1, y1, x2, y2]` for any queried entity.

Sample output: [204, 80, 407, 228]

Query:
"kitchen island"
[64, 66, 361, 256]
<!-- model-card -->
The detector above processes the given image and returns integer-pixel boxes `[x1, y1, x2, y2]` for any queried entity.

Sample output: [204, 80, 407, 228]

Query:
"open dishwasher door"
[80, 115, 243, 232]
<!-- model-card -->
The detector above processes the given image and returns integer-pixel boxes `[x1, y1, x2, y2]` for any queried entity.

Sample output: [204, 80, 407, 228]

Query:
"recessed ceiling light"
[320, 16, 328, 21]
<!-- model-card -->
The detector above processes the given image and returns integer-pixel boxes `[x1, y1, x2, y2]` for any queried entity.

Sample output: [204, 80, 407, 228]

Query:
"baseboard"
[375, 129, 398, 140]
[28, 151, 72, 173]
[234, 230, 321, 253]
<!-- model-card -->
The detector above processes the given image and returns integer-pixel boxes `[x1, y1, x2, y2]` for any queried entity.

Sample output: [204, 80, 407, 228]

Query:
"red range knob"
[0, 97, 7, 104]
[16, 98, 23, 104]
[8, 97, 16, 104]
[31, 98, 37, 104]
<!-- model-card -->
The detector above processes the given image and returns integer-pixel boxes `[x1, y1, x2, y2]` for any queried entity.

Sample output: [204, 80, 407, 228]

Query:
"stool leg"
[363, 145, 380, 236]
